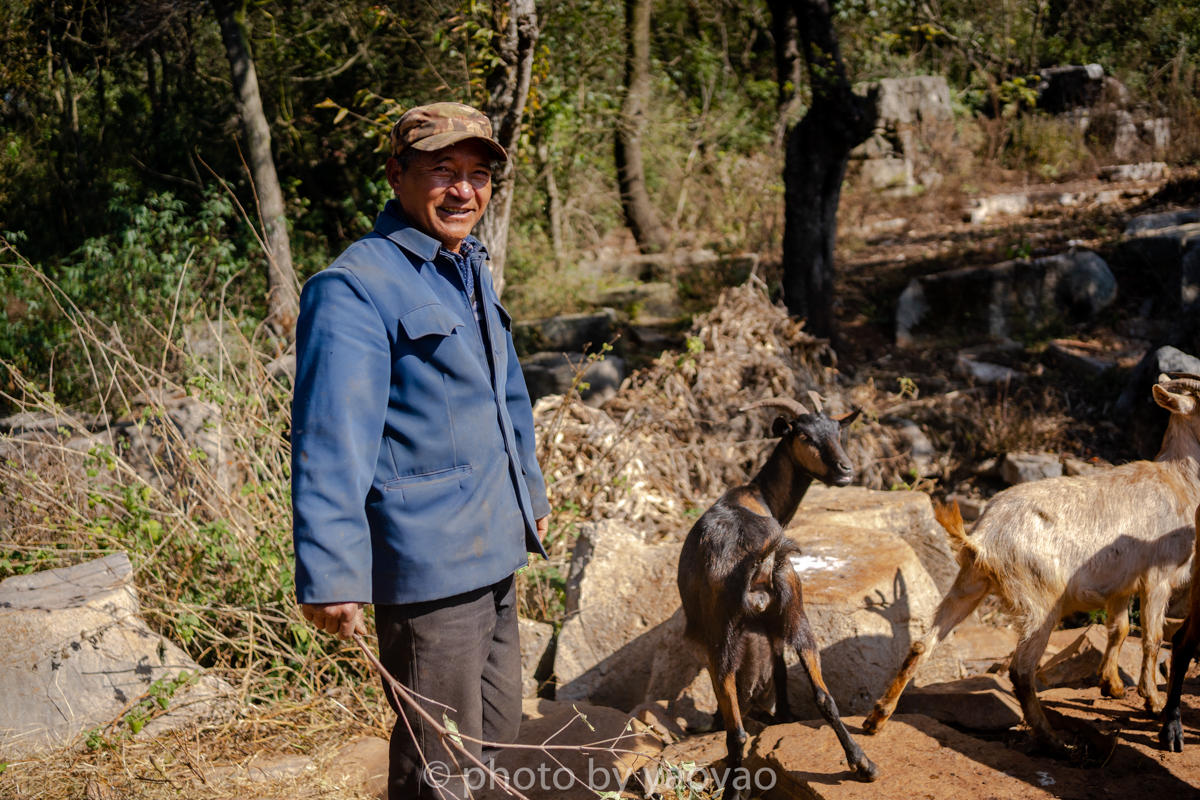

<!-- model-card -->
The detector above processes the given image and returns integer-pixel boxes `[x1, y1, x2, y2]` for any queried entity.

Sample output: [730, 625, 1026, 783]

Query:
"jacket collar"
[375, 200, 488, 263]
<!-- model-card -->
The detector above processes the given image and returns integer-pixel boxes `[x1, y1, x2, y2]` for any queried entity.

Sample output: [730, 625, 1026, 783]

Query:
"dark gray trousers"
[376, 574, 522, 799]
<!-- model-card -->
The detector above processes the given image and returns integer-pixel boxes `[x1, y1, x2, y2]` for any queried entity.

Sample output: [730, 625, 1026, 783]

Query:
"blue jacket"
[291, 204, 551, 605]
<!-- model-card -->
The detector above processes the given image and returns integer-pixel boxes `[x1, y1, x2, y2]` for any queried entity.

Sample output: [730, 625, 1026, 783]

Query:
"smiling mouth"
[437, 206, 474, 219]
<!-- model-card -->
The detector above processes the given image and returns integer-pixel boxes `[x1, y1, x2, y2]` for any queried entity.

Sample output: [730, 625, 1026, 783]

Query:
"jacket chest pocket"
[399, 302, 464, 342]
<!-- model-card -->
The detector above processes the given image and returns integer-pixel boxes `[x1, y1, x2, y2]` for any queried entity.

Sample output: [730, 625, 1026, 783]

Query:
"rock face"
[1124, 208, 1200, 235]
[780, 526, 959, 720]
[796, 485, 958, 595]
[953, 623, 1017, 675]
[896, 250, 1116, 347]
[520, 352, 626, 407]
[512, 309, 617, 358]
[999, 452, 1063, 485]
[1116, 221, 1200, 311]
[0, 554, 233, 758]
[475, 700, 661, 800]
[850, 76, 952, 194]
[895, 674, 1023, 731]
[519, 617, 555, 699]
[554, 521, 682, 708]
[859, 158, 914, 191]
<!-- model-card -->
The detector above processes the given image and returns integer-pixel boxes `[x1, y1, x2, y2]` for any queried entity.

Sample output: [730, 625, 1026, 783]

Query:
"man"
[291, 102, 550, 799]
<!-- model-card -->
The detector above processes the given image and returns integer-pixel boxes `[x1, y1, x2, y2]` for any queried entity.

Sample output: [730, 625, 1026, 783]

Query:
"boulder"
[945, 494, 987, 522]
[475, 699, 661, 800]
[859, 158, 913, 191]
[1047, 339, 1115, 377]
[1117, 345, 1200, 458]
[554, 521, 682, 708]
[0, 554, 233, 758]
[796, 484, 958, 595]
[955, 354, 1023, 385]
[593, 282, 683, 320]
[965, 192, 1030, 225]
[1100, 162, 1169, 182]
[520, 352, 626, 407]
[952, 623, 1017, 675]
[897, 251, 1116, 347]
[748, 714, 1101, 799]
[1037, 625, 1167, 688]
[512, 309, 617, 358]
[895, 674, 1023, 731]
[779, 525, 960, 720]
[1116, 222, 1200, 312]
[864, 76, 953, 128]
[1037, 64, 1105, 113]
[519, 617, 555, 699]
[1124, 208, 1200, 235]
[999, 452, 1063, 485]
[326, 737, 389, 799]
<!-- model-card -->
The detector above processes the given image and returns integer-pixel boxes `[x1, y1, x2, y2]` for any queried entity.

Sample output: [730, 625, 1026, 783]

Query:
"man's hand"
[536, 515, 549, 542]
[301, 602, 366, 640]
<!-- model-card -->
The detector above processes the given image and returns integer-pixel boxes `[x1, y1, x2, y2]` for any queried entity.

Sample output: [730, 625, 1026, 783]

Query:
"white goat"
[863, 373, 1200, 752]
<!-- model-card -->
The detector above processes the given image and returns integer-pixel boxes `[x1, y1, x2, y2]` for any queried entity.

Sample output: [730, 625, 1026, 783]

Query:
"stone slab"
[518, 617, 554, 699]
[796, 484, 958, 595]
[895, 674, 1023, 731]
[780, 525, 960, 720]
[953, 623, 1018, 675]
[0, 553, 234, 759]
[326, 736, 388, 799]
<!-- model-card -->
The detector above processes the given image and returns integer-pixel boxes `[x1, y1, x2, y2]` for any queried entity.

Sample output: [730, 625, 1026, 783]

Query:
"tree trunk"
[476, 0, 539, 298]
[780, 0, 876, 339]
[211, 0, 299, 338]
[615, 0, 669, 254]
[537, 140, 564, 261]
[767, 0, 804, 149]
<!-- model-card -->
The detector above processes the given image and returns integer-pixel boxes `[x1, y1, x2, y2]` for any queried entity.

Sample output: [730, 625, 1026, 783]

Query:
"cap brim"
[410, 131, 509, 162]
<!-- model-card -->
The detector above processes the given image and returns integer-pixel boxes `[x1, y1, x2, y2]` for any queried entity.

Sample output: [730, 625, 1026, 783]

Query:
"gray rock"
[1154, 345, 1200, 375]
[1048, 340, 1112, 377]
[593, 282, 682, 320]
[895, 674, 1023, 731]
[859, 158, 914, 190]
[1142, 117, 1172, 151]
[512, 309, 617, 357]
[849, 132, 895, 160]
[966, 193, 1030, 225]
[866, 76, 954, 128]
[554, 521, 682, 709]
[945, 494, 987, 522]
[1124, 208, 1200, 235]
[1117, 222, 1200, 311]
[520, 352, 626, 407]
[0, 554, 234, 758]
[1100, 162, 1169, 182]
[896, 250, 1117, 347]
[518, 617, 555, 699]
[956, 355, 1023, 385]
[1038, 64, 1105, 114]
[884, 418, 938, 477]
[1062, 455, 1109, 477]
[999, 452, 1063, 485]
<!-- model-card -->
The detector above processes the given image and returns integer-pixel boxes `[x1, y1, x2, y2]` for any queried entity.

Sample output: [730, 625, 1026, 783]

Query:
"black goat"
[677, 394, 879, 793]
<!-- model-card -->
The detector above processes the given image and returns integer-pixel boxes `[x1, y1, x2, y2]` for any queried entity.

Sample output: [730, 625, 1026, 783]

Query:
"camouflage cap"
[390, 102, 508, 162]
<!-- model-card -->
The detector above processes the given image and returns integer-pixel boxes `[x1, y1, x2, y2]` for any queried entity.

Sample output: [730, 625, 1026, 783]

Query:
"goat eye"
[796, 433, 807, 441]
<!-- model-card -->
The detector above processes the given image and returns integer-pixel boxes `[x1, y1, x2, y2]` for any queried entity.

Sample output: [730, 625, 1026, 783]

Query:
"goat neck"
[1155, 412, 1200, 471]
[750, 440, 814, 527]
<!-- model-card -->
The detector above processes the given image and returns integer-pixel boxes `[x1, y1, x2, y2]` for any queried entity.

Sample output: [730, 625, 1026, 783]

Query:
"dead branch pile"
[533, 279, 923, 537]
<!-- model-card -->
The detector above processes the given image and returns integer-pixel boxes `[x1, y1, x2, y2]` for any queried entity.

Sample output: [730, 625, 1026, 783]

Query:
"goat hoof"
[852, 755, 881, 782]
[862, 709, 887, 735]
[1144, 696, 1166, 715]
[1160, 719, 1185, 753]
[1099, 681, 1126, 699]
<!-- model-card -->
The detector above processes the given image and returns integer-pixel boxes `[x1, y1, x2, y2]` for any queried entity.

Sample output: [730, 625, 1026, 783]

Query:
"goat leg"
[1139, 582, 1170, 715]
[1098, 594, 1131, 700]
[1161, 610, 1200, 752]
[865, 558, 989, 734]
[793, 615, 880, 782]
[772, 650, 795, 724]
[1010, 616, 1068, 756]
[710, 657, 748, 786]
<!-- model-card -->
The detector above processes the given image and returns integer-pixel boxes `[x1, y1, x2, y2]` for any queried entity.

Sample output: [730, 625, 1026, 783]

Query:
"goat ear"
[771, 416, 792, 438]
[834, 407, 863, 428]
[1153, 384, 1198, 415]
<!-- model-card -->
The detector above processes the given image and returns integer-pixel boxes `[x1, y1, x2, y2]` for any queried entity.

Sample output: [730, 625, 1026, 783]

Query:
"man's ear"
[834, 407, 863, 428]
[771, 416, 792, 438]
[1153, 384, 1198, 415]
[384, 157, 403, 194]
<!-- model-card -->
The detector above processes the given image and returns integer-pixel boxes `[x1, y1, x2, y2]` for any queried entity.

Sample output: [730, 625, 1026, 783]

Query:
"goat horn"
[740, 397, 810, 417]
[806, 390, 824, 413]
[1167, 371, 1200, 381]
[1160, 378, 1200, 395]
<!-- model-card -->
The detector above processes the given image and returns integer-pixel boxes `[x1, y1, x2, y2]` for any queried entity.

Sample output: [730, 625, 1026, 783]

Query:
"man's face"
[386, 140, 494, 253]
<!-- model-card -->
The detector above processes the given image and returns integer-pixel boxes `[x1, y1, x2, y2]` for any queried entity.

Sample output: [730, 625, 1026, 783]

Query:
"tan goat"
[863, 373, 1200, 752]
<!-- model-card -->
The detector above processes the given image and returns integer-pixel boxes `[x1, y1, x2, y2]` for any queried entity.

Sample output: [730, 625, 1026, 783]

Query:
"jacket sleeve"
[291, 267, 391, 604]
[504, 330, 552, 520]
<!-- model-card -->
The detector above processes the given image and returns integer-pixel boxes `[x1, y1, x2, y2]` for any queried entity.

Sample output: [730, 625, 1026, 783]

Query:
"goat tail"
[934, 499, 978, 555]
